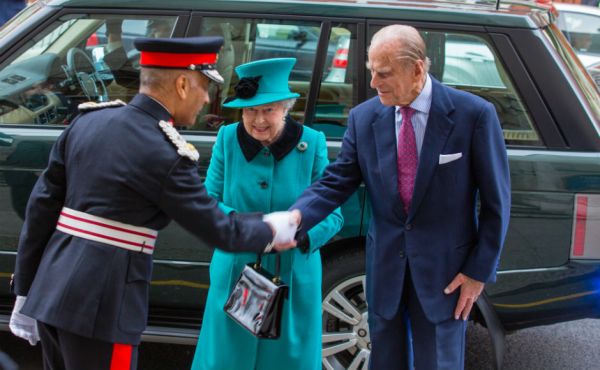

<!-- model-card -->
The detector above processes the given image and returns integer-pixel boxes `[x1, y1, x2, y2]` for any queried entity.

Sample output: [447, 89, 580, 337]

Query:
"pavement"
[1, 318, 599, 369]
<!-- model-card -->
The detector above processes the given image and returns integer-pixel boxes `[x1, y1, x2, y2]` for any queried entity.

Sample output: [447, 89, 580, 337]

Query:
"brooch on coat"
[158, 120, 200, 162]
[296, 141, 308, 152]
[78, 99, 126, 112]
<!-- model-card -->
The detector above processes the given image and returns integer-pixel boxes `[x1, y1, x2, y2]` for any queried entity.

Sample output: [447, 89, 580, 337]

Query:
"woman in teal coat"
[191, 58, 343, 370]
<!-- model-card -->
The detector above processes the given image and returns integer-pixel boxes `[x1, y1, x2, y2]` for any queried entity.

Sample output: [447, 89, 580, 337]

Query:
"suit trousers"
[369, 263, 467, 370]
[38, 322, 138, 370]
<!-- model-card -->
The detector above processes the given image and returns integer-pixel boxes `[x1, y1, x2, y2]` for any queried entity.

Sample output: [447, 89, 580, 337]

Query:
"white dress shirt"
[395, 74, 433, 159]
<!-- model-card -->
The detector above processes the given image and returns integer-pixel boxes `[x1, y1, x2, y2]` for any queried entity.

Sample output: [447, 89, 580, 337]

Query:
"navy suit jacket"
[292, 77, 510, 323]
[13, 94, 273, 344]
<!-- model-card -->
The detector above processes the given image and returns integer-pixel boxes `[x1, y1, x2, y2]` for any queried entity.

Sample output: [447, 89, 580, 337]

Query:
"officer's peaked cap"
[134, 36, 224, 84]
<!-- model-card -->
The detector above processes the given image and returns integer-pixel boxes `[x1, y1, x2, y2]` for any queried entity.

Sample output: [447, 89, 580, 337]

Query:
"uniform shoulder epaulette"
[158, 120, 200, 162]
[78, 99, 126, 112]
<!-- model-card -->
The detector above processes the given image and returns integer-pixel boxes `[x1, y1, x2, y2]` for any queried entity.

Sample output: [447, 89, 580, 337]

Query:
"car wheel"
[321, 248, 369, 370]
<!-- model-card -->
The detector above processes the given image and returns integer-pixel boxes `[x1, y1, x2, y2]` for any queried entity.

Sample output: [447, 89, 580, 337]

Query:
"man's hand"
[263, 210, 301, 252]
[444, 273, 484, 321]
[9, 296, 39, 346]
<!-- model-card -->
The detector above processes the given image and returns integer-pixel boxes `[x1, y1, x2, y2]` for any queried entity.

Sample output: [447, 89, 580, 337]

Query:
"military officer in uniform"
[8, 36, 299, 370]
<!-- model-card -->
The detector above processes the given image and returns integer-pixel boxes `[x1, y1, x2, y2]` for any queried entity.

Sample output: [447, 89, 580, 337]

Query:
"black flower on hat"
[234, 76, 261, 99]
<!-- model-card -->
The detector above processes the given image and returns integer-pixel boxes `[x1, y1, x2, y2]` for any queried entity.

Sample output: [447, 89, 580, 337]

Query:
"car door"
[0, 9, 196, 322]
[362, 21, 600, 327]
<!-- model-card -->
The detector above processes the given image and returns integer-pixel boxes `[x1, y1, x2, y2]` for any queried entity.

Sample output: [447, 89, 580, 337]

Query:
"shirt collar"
[395, 73, 432, 116]
[237, 115, 303, 162]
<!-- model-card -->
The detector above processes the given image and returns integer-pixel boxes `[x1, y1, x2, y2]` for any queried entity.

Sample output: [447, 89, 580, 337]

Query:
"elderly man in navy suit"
[9, 36, 298, 370]
[291, 25, 510, 369]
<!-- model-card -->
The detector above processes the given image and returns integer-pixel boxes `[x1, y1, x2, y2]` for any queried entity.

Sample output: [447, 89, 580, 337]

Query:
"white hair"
[279, 98, 297, 111]
[369, 25, 431, 72]
[244, 98, 297, 113]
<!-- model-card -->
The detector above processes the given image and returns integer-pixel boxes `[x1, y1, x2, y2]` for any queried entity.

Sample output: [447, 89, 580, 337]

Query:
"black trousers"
[38, 323, 138, 370]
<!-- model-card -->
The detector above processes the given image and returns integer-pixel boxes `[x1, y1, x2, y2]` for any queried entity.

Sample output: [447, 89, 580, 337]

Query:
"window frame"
[367, 19, 567, 149]
[187, 12, 364, 138]
[0, 8, 191, 66]
[493, 25, 600, 151]
[0, 8, 191, 129]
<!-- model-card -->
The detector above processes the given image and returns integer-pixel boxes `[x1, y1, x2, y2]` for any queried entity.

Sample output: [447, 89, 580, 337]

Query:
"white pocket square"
[439, 153, 462, 165]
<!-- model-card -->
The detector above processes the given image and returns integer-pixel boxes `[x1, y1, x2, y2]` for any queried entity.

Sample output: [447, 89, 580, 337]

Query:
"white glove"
[263, 211, 299, 247]
[9, 296, 39, 346]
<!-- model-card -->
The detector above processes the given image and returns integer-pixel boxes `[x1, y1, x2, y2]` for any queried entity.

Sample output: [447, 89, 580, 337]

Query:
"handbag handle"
[254, 254, 282, 284]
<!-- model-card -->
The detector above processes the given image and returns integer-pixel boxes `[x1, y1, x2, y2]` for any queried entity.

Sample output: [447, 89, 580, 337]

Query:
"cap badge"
[158, 120, 200, 162]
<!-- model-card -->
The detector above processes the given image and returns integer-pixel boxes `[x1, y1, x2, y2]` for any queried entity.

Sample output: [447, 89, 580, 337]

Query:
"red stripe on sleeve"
[110, 343, 133, 370]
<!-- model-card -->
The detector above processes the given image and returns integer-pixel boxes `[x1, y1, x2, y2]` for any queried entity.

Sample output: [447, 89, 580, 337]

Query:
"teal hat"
[223, 58, 300, 108]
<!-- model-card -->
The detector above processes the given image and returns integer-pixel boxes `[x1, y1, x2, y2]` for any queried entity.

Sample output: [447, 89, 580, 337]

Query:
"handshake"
[262, 210, 301, 252]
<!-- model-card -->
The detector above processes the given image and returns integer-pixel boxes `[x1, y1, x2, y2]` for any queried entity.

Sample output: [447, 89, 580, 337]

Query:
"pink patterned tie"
[397, 106, 417, 214]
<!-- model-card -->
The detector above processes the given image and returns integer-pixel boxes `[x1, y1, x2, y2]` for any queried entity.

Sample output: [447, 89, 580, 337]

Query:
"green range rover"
[1, 0, 599, 369]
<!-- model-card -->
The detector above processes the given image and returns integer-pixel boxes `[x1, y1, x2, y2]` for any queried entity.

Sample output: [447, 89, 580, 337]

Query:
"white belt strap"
[56, 207, 157, 255]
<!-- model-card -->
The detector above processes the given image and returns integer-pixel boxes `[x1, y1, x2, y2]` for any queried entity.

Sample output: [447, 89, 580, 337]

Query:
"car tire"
[321, 247, 370, 370]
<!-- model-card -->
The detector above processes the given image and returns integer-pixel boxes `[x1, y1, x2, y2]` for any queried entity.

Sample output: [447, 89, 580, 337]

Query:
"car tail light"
[325, 36, 350, 83]
[332, 48, 348, 68]
[571, 194, 600, 259]
[86, 32, 99, 47]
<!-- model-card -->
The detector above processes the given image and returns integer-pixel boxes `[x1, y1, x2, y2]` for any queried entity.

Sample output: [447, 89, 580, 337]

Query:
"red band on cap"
[140, 51, 217, 68]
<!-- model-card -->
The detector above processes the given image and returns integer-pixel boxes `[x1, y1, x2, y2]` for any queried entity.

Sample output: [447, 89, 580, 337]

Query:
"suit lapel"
[409, 79, 455, 220]
[371, 104, 404, 213]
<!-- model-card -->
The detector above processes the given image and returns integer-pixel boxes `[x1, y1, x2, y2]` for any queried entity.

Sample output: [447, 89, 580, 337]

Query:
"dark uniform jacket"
[13, 94, 273, 345]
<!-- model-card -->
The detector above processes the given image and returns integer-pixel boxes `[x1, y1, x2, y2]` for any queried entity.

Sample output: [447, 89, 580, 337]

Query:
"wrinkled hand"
[263, 210, 300, 252]
[444, 273, 484, 321]
[9, 296, 39, 346]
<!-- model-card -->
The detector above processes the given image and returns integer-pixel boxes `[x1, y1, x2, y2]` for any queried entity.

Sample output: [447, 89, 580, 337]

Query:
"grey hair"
[139, 68, 184, 92]
[279, 98, 297, 111]
[369, 25, 431, 72]
[243, 98, 297, 112]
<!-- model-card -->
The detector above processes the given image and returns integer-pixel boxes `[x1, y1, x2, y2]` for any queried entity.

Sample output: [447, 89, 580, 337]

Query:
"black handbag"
[224, 254, 288, 339]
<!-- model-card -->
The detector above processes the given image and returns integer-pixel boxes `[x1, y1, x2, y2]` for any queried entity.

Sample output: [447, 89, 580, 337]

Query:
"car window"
[0, 14, 177, 126]
[0, 0, 43, 41]
[558, 11, 600, 54]
[313, 24, 357, 138]
[364, 27, 541, 146]
[195, 17, 322, 132]
[544, 22, 600, 124]
[12, 20, 78, 63]
[425, 31, 541, 146]
[445, 33, 541, 146]
[441, 34, 506, 88]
